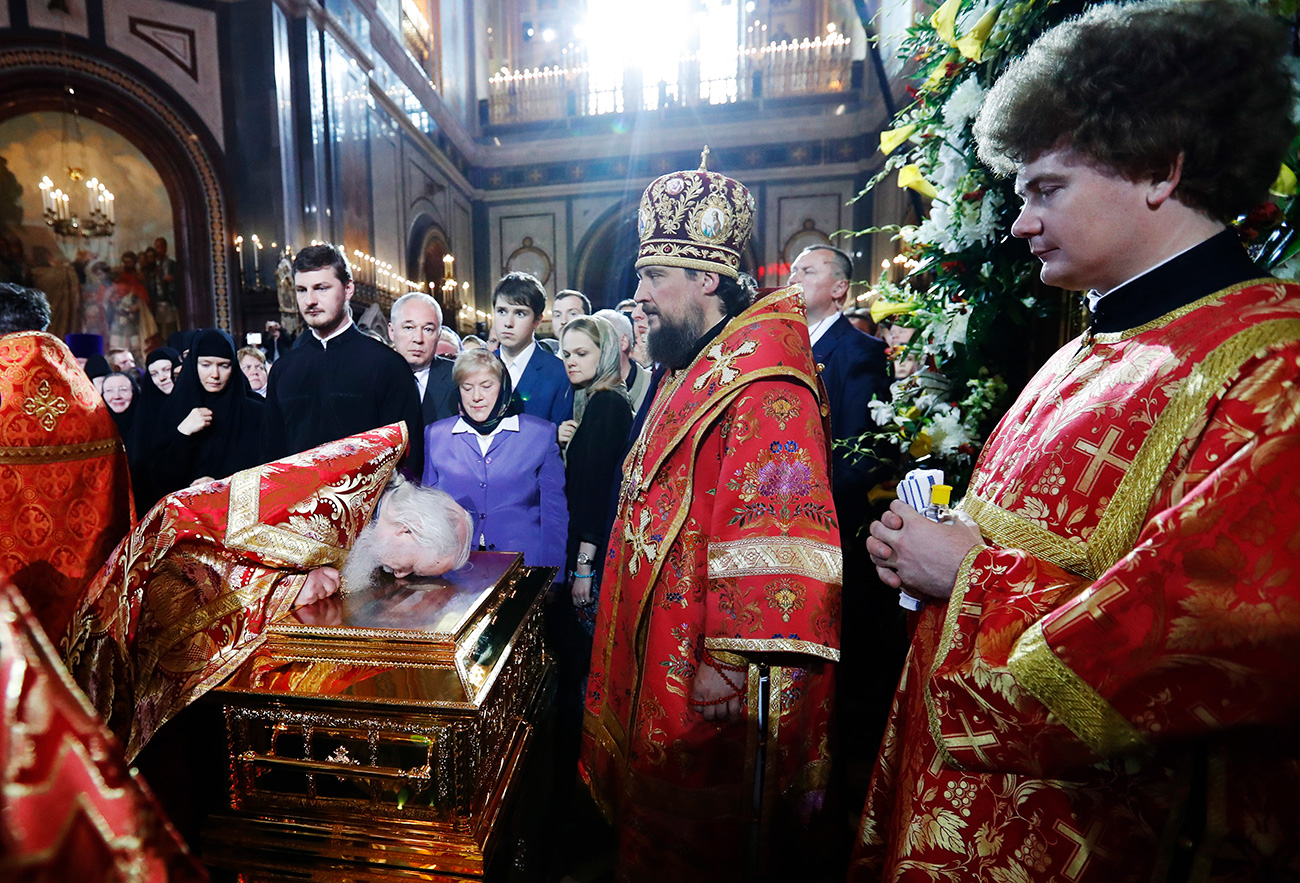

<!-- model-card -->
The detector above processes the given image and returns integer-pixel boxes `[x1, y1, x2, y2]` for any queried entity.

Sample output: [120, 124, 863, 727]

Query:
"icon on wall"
[504, 236, 553, 286]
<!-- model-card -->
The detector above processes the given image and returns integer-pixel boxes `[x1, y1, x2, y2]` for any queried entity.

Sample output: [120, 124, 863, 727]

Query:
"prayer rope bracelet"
[688, 685, 746, 707]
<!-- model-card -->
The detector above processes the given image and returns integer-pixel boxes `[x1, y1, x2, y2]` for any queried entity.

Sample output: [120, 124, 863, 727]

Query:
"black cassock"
[263, 324, 424, 472]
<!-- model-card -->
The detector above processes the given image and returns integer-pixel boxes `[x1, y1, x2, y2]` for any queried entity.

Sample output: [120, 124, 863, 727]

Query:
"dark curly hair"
[684, 268, 756, 317]
[973, 0, 1295, 222]
[0, 283, 51, 334]
[293, 243, 353, 285]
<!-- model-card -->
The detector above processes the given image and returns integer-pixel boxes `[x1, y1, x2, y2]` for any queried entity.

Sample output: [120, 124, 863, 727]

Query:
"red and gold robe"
[0, 583, 206, 882]
[582, 286, 842, 882]
[853, 279, 1300, 881]
[62, 423, 406, 761]
[0, 331, 133, 641]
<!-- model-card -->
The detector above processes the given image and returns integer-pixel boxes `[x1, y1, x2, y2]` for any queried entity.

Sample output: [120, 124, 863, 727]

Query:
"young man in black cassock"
[262, 244, 424, 471]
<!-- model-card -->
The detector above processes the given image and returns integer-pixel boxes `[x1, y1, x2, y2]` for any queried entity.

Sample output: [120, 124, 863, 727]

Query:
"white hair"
[391, 292, 443, 325]
[439, 326, 461, 348]
[383, 477, 473, 569]
[593, 308, 633, 351]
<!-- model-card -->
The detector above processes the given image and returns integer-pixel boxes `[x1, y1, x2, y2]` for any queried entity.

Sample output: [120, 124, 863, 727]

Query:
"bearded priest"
[581, 154, 842, 882]
[856, 4, 1300, 881]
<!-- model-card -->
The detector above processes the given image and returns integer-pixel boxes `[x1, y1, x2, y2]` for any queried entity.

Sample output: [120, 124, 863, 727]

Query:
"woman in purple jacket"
[422, 348, 567, 571]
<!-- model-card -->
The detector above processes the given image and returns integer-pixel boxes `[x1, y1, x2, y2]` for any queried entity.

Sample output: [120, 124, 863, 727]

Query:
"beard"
[646, 303, 709, 369]
[340, 520, 390, 591]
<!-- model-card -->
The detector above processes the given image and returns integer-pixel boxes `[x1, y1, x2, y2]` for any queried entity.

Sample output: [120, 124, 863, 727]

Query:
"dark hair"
[493, 272, 546, 319]
[293, 243, 353, 285]
[974, 0, 1294, 222]
[798, 244, 853, 280]
[554, 289, 592, 313]
[0, 283, 51, 333]
[684, 269, 756, 317]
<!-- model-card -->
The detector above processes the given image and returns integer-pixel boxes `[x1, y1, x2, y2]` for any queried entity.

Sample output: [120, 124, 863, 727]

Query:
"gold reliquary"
[203, 552, 555, 880]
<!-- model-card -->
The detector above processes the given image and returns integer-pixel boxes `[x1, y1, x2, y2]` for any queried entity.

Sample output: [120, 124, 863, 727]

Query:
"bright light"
[584, 0, 742, 111]
[745, 0, 755, 10]
[827, 23, 837, 33]
[542, 27, 556, 42]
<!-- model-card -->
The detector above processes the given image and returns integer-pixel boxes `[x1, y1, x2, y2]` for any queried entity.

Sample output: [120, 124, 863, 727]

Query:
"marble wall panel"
[26, 0, 88, 38]
[103, 0, 224, 149]
[491, 204, 565, 296]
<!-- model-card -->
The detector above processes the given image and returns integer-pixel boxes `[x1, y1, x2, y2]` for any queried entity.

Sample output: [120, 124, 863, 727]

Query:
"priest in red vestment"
[855, 5, 1300, 881]
[62, 422, 472, 762]
[0, 283, 134, 641]
[581, 157, 842, 882]
[0, 583, 206, 882]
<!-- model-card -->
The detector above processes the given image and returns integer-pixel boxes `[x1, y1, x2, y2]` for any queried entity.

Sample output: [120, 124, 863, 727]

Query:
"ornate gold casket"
[202, 552, 554, 881]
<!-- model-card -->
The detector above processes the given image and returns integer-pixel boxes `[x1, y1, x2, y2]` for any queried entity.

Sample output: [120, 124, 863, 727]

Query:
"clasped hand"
[866, 500, 985, 600]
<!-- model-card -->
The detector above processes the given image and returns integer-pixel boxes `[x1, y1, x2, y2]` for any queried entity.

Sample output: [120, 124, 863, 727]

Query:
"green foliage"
[855, 0, 1300, 494]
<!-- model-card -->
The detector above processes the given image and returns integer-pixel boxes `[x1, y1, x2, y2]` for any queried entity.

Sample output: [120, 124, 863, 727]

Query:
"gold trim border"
[1007, 620, 1146, 759]
[1087, 316, 1300, 573]
[924, 545, 982, 770]
[707, 537, 843, 585]
[706, 636, 839, 663]
[0, 436, 122, 464]
[964, 495, 1092, 579]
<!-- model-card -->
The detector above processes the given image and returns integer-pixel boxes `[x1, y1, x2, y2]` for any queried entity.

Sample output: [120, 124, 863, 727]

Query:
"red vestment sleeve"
[700, 378, 842, 663]
[927, 346, 1300, 776]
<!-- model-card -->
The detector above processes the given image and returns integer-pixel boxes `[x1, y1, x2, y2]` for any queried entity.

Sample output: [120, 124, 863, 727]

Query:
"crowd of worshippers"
[2, 243, 710, 591]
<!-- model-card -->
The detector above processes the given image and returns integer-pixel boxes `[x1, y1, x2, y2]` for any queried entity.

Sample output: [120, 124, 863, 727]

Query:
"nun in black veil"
[128, 346, 183, 511]
[147, 329, 266, 502]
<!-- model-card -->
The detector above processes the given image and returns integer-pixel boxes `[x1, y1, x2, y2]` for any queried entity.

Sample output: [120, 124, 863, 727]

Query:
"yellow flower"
[1270, 164, 1297, 197]
[930, 0, 961, 46]
[923, 52, 958, 91]
[880, 123, 918, 156]
[898, 165, 939, 200]
[870, 299, 918, 323]
[955, 6, 1002, 62]
[909, 432, 934, 458]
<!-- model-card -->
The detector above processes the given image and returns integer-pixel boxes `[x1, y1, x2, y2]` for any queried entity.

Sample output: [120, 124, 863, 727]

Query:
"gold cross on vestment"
[1073, 426, 1131, 494]
[22, 379, 69, 432]
[693, 340, 757, 392]
[625, 508, 658, 576]
[1047, 580, 1128, 634]
[946, 712, 999, 768]
[1054, 818, 1110, 881]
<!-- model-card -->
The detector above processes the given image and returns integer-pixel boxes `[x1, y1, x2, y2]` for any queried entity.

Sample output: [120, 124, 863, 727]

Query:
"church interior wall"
[3, 0, 917, 346]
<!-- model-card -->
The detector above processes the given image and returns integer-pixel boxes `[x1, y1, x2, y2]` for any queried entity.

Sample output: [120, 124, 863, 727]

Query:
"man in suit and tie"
[389, 292, 458, 426]
[788, 243, 896, 799]
[492, 272, 572, 426]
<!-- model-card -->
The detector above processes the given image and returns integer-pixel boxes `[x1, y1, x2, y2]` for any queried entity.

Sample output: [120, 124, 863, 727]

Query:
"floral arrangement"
[852, 0, 1300, 495]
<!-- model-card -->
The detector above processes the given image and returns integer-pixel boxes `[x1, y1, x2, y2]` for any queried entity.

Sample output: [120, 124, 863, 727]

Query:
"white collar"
[807, 311, 839, 345]
[413, 363, 431, 380]
[451, 414, 520, 434]
[501, 339, 536, 369]
[312, 317, 354, 348]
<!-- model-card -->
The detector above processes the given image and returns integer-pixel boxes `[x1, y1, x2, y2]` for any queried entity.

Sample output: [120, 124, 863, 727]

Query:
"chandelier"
[37, 103, 116, 240]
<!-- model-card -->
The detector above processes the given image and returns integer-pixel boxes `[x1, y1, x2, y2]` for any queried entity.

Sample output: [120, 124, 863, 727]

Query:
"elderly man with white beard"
[64, 424, 473, 762]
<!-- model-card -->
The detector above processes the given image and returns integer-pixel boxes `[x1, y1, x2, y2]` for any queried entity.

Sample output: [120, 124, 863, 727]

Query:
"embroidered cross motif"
[1072, 426, 1131, 494]
[624, 507, 659, 576]
[1049, 581, 1127, 633]
[946, 712, 999, 767]
[22, 379, 68, 432]
[693, 339, 758, 392]
[1054, 819, 1110, 881]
